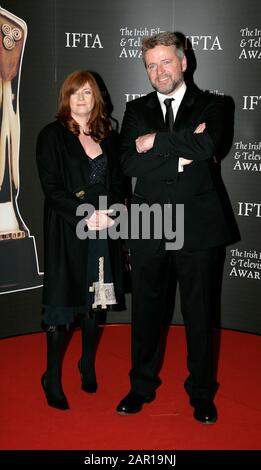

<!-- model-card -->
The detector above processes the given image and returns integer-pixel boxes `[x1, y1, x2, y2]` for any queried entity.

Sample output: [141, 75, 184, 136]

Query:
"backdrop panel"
[0, 0, 260, 336]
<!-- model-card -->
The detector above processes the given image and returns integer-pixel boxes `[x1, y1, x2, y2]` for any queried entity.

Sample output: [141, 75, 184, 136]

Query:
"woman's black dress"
[43, 152, 116, 326]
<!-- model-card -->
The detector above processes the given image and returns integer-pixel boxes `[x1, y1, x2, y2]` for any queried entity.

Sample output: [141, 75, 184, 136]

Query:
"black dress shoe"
[78, 360, 97, 394]
[41, 373, 69, 410]
[116, 391, 156, 414]
[190, 399, 217, 424]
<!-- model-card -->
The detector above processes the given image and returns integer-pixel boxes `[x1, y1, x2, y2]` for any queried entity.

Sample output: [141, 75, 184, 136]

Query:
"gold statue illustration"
[0, 7, 42, 293]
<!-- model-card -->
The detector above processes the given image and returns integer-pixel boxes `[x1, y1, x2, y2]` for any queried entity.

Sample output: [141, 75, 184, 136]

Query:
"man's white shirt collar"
[157, 82, 187, 117]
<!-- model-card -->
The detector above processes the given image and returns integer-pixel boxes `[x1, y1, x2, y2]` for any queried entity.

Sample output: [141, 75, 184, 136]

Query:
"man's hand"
[194, 122, 206, 134]
[135, 133, 156, 153]
[181, 122, 206, 166]
[85, 209, 114, 231]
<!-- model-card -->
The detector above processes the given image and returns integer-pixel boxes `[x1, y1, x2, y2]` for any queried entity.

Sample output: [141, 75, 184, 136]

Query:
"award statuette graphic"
[0, 7, 43, 294]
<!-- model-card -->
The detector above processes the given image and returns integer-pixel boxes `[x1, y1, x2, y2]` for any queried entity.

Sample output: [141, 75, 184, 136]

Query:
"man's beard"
[153, 76, 183, 95]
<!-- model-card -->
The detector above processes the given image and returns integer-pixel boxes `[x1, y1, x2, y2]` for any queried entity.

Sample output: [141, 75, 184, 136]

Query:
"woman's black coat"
[36, 120, 125, 307]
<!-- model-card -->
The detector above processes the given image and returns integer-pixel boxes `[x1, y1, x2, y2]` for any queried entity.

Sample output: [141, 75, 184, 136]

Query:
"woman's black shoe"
[41, 373, 69, 410]
[78, 360, 97, 393]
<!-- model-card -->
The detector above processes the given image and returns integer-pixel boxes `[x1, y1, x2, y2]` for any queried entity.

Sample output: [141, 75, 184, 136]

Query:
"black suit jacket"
[36, 121, 124, 306]
[120, 86, 234, 250]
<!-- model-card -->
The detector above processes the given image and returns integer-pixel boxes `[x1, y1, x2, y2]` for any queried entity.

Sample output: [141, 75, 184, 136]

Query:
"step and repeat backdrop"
[0, 0, 260, 336]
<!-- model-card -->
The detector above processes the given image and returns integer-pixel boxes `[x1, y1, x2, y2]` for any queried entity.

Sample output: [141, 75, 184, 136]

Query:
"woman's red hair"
[57, 70, 111, 142]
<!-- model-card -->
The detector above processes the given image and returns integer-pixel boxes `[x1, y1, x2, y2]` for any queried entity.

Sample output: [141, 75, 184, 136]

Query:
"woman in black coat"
[36, 70, 125, 410]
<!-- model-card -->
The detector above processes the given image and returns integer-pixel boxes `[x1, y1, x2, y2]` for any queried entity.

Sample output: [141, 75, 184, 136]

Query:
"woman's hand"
[85, 209, 114, 231]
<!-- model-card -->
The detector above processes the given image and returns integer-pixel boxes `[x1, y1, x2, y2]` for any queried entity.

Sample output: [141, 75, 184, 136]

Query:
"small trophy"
[0, 7, 43, 293]
[89, 257, 116, 309]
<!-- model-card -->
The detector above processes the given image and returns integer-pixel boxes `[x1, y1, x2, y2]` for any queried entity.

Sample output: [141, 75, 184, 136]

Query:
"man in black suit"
[116, 32, 233, 423]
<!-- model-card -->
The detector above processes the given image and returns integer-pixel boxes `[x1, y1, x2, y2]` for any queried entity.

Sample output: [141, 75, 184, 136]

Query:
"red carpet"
[0, 325, 260, 450]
